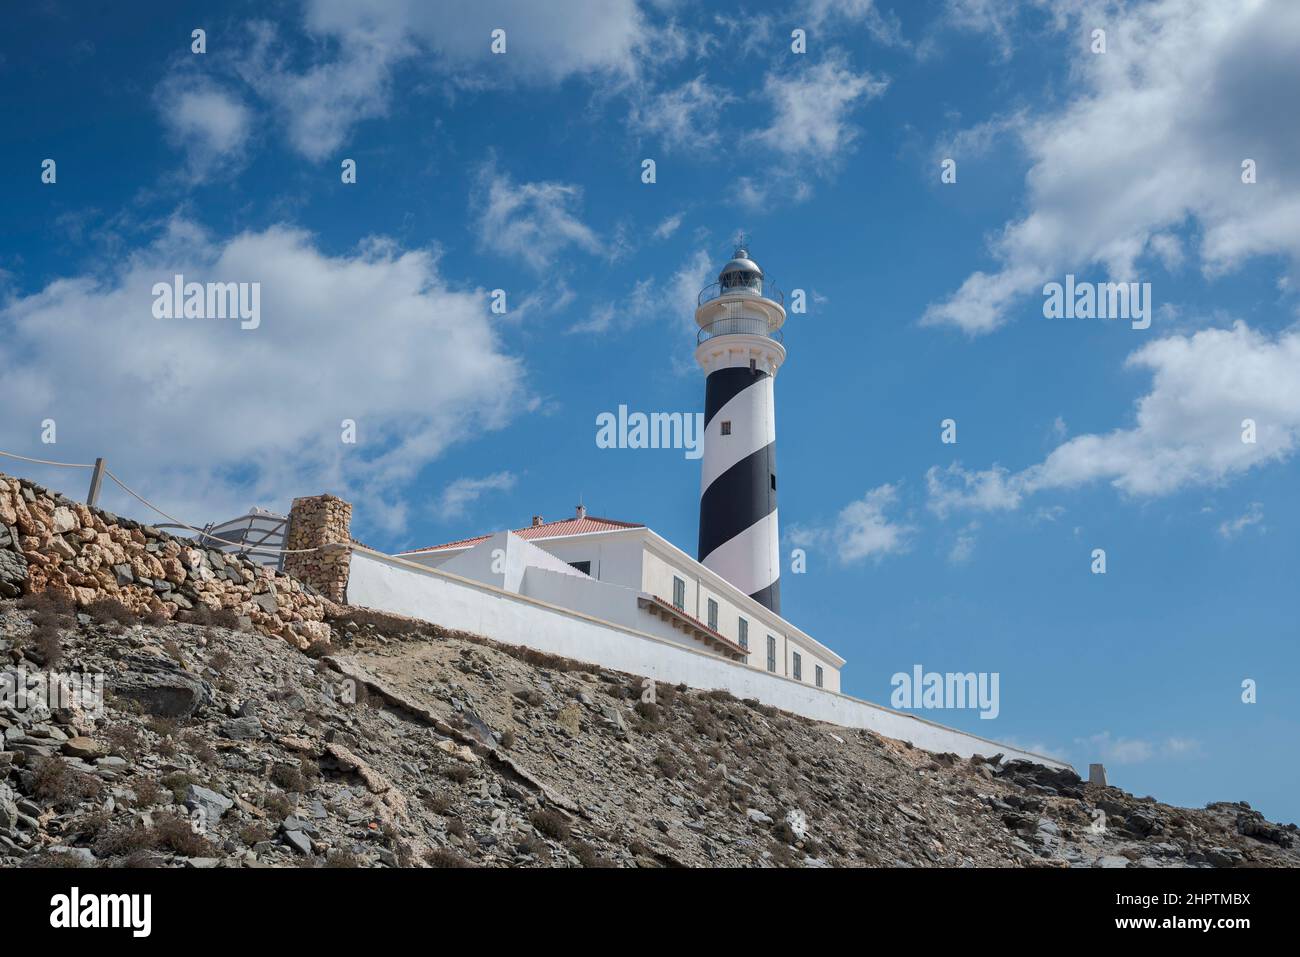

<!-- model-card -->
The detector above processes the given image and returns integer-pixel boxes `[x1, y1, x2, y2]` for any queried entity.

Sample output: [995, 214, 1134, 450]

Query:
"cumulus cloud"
[790, 483, 915, 564]
[948, 522, 980, 563]
[754, 52, 888, 166]
[923, 0, 1300, 335]
[801, 0, 907, 47]
[0, 219, 528, 539]
[155, 76, 253, 181]
[1219, 502, 1265, 539]
[1078, 731, 1203, 765]
[653, 212, 685, 240]
[629, 76, 733, 152]
[570, 247, 711, 340]
[928, 322, 1300, 511]
[473, 163, 602, 273]
[435, 472, 518, 521]
[236, 0, 652, 159]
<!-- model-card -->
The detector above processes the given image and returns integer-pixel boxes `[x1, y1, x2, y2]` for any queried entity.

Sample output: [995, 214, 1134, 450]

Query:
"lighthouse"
[694, 245, 786, 614]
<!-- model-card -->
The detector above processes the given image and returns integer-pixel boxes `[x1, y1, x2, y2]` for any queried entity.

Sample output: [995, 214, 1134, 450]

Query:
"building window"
[568, 560, 591, 575]
[738, 617, 748, 650]
[720, 420, 731, 435]
[707, 598, 718, 631]
[815, 665, 824, 688]
[792, 652, 802, 681]
[766, 635, 776, 673]
[749, 358, 757, 372]
[672, 576, 685, 610]
[770, 473, 777, 491]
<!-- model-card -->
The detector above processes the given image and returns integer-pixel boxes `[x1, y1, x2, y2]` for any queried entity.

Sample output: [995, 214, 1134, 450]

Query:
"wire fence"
[0, 448, 324, 555]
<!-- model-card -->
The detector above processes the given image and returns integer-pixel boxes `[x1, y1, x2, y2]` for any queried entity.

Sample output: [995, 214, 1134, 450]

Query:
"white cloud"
[630, 76, 733, 152]
[923, 0, 1300, 335]
[435, 471, 517, 520]
[927, 463, 1023, 517]
[155, 76, 253, 182]
[928, 323, 1300, 512]
[236, 0, 652, 159]
[754, 52, 888, 166]
[790, 483, 914, 564]
[1078, 731, 1203, 765]
[0, 219, 528, 539]
[571, 247, 710, 339]
[948, 522, 979, 563]
[801, 0, 907, 47]
[473, 163, 602, 273]
[1219, 501, 1265, 539]
[653, 212, 685, 240]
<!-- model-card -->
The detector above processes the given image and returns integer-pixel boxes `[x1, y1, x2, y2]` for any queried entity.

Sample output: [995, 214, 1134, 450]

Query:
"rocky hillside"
[1, 593, 1295, 869]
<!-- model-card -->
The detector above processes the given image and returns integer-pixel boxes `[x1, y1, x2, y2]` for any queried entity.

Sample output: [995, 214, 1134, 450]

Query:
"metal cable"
[99, 468, 324, 555]
[0, 449, 95, 469]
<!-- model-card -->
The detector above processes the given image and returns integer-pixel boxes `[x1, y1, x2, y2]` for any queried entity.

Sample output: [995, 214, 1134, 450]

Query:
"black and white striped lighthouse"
[695, 245, 786, 614]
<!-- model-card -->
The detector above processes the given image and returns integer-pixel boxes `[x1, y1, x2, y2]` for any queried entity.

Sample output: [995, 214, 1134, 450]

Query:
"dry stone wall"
[0, 471, 338, 648]
[283, 494, 352, 603]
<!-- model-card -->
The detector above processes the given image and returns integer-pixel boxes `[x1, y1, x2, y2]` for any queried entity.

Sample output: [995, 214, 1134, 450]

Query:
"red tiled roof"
[400, 515, 644, 555]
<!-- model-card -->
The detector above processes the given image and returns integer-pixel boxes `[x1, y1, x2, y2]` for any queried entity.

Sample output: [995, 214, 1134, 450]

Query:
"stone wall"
[283, 494, 352, 603]
[0, 471, 336, 649]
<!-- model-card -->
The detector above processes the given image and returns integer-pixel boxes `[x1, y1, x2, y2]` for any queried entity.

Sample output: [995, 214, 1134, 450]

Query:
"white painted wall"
[641, 543, 840, 691]
[346, 547, 1070, 771]
[520, 566, 703, 654]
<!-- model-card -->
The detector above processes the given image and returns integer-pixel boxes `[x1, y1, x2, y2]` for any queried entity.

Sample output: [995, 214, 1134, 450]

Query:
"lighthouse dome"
[718, 247, 763, 295]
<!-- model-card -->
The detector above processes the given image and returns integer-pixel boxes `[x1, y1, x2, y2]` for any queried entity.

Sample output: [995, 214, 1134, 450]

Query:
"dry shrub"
[31, 757, 102, 809]
[529, 809, 570, 841]
[425, 848, 470, 868]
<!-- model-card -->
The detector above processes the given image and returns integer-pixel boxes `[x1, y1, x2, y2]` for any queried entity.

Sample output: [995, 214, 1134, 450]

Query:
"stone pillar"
[283, 494, 352, 603]
[1088, 763, 1108, 787]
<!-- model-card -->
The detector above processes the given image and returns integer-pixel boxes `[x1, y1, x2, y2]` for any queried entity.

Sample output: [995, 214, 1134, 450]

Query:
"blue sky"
[2, 0, 1298, 822]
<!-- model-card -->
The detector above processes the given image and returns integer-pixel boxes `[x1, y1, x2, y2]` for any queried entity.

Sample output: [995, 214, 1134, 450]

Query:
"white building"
[397, 505, 845, 692]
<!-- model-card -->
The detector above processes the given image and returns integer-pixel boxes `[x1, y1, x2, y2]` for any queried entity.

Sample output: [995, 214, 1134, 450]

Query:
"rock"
[0, 783, 18, 830]
[51, 507, 78, 534]
[46, 845, 96, 866]
[746, 808, 773, 826]
[1236, 811, 1294, 848]
[0, 547, 28, 591]
[1207, 846, 1245, 867]
[112, 563, 134, 586]
[61, 736, 107, 760]
[185, 784, 234, 822]
[555, 703, 581, 736]
[220, 717, 263, 740]
[1097, 855, 1130, 868]
[112, 657, 212, 718]
[784, 809, 808, 840]
[252, 592, 278, 615]
[282, 829, 312, 855]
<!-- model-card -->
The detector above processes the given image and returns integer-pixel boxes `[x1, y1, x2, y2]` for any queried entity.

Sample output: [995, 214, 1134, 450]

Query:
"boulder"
[112, 656, 212, 718]
[185, 784, 234, 822]
[61, 736, 107, 760]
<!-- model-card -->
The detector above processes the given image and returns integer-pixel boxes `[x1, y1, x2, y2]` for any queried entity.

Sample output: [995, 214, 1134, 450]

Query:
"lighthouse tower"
[695, 245, 786, 614]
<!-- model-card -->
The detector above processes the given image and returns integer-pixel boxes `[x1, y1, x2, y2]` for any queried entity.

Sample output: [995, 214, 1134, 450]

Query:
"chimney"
[531, 515, 544, 527]
[575, 503, 587, 520]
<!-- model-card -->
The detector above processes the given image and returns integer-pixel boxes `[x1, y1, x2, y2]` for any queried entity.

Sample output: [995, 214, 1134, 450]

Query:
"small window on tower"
[720, 420, 731, 435]
[749, 359, 757, 372]
[770, 473, 777, 491]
